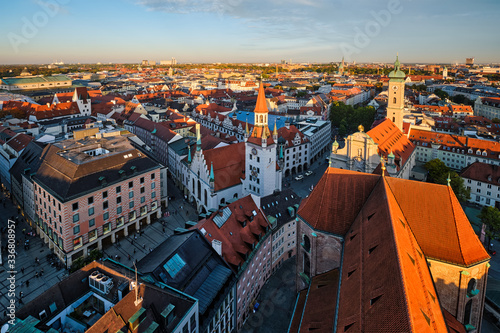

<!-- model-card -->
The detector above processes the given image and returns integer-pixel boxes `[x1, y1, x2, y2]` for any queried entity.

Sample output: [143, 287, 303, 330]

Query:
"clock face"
[251, 148, 257, 155]
[392, 85, 399, 91]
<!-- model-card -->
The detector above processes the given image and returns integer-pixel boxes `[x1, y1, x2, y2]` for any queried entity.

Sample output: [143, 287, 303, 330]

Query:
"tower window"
[393, 97, 397, 104]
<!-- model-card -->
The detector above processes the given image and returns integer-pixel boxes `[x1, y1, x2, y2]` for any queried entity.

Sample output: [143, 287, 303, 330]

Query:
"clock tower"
[243, 80, 282, 197]
[387, 55, 406, 131]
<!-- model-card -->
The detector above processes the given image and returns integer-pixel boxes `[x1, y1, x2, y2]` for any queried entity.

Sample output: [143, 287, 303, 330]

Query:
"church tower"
[243, 80, 282, 197]
[387, 55, 406, 131]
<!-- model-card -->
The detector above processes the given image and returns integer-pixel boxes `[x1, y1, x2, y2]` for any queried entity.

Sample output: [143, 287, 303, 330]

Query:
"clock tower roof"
[254, 81, 269, 114]
[388, 55, 406, 80]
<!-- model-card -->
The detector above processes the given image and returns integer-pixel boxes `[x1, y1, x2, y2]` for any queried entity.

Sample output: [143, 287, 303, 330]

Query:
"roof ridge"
[382, 179, 444, 331]
[378, 179, 414, 331]
[446, 185, 466, 265]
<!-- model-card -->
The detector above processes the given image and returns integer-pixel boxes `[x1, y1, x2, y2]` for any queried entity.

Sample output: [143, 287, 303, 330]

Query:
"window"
[117, 206, 122, 214]
[141, 196, 145, 203]
[129, 201, 134, 208]
[73, 225, 80, 235]
[116, 216, 124, 227]
[140, 177, 144, 184]
[88, 196, 94, 205]
[129, 211, 136, 221]
[116, 186, 121, 193]
[117, 196, 121, 204]
[151, 182, 156, 189]
[140, 205, 147, 216]
[89, 218, 95, 227]
[103, 191, 108, 198]
[103, 222, 111, 234]
[72, 202, 78, 211]
[88, 207, 94, 216]
[73, 214, 79, 222]
[140, 187, 145, 194]
[89, 229, 97, 241]
[73, 237, 82, 250]
[129, 181, 133, 188]
[129, 191, 134, 198]
[302, 234, 311, 252]
[152, 191, 156, 198]
[152, 201, 158, 210]
[103, 201, 108, 210]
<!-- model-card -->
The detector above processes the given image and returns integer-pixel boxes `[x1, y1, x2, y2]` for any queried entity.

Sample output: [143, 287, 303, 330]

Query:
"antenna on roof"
[133, 262, 142, 306]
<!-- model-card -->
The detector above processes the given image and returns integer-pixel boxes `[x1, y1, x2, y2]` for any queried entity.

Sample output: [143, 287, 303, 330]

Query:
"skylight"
[163, 253, 186, 278]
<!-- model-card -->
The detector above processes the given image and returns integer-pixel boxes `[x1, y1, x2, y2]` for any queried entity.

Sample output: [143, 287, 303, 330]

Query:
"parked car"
[295, 175, 304, 181]
[305, 171, 313, 176]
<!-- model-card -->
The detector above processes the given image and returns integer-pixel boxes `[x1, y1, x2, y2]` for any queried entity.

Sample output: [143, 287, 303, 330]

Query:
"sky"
[1, 0, 499, 65]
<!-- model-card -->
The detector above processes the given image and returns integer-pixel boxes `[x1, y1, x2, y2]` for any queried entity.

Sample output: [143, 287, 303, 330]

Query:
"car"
[295, 175, 304, 181]
[305, 171, 313, 176]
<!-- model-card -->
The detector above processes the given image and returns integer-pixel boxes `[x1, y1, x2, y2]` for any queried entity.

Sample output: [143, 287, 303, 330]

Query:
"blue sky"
[1, 0, 499, 64]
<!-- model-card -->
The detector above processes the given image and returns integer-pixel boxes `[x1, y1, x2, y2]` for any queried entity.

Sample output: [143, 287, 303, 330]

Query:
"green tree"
[433, 89, 449, 100]
[478, 206, 500, 251]
[424, 159, 470, 202]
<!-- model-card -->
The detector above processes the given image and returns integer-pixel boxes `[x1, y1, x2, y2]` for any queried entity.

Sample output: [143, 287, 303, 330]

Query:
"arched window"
[464, 300, 472, 325]
[204, 189, 208, 206]
[197, 180, 201, 200]
[302, 234, 311, 252]
[467, 278, 477, 296]
[393, 97, 397, 104]
[303, 252, 310, 278]
[393, 117, 395, 123]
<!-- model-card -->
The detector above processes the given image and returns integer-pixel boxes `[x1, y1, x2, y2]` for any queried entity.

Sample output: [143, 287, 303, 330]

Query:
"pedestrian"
[40, 268, 44, 275]
[115, 254, 118, 260]
[128, 254, 131, 260]
[35, 272, 38, 278]
[21, 267, 24, 274]
[19, 291, 23, 298]
[133, 248, 136, 254]
[162, 227, 165, 233]
[143, 244, 146, 249]
[26, 280, 29, 288]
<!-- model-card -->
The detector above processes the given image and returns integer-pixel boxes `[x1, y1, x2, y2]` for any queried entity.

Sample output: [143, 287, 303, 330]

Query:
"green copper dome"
[388, 55, 406, 80]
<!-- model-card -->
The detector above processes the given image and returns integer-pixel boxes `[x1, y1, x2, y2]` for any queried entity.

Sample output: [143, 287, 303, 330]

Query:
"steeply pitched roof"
[298, 168, 380, 236]
[460, 161, 500, 185]
[366, 118, 415, 168]
[202, 142, 246, 191]
[193, 195, 269, 269]
[254, 82, 269, 114]
[298, 168, 489, 267]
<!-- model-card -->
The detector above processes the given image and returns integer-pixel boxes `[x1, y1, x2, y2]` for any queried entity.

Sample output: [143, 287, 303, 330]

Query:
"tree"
[424, 159, 470, 202]
[478, 206, 500, 251]
[433, 88, 449, 100]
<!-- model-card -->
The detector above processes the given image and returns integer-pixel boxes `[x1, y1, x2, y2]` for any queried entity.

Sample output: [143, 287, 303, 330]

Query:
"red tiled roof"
[367, 118, 415, 169]
[460, 161, 500, 185]
[290, 269, 339, 333]
[193, 195, 269, 269]
[6, 133, 33, 152]
[298, 168, 380, 236]
[254, 83, 268, 114]
[203, 142, 246, 191]
[299, 168, 489, 267]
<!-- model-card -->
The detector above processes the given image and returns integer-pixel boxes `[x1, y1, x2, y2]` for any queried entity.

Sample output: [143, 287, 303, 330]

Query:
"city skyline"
[1, 0, 500, 65]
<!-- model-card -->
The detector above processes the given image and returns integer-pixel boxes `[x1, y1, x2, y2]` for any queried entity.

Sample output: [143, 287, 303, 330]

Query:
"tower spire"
[196, 123, 201, 152]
